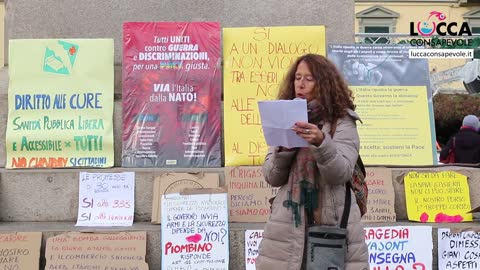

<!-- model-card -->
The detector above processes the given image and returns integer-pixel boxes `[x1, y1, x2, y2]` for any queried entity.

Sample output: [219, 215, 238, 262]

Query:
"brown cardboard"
[151, 172, 220, 224]
[45, 231, 148, 270]
[0, 232, 41, 270]
[226, 166, 278, 222]
[361, 167, 396, 223]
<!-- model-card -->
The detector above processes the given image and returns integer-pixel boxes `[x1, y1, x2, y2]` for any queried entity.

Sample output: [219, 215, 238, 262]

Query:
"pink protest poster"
[122, 22, 222, 167]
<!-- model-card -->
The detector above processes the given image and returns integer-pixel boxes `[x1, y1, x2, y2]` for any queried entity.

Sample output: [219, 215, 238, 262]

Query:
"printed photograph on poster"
[328, 44, 430, 91]
[122, 22, 222, 167]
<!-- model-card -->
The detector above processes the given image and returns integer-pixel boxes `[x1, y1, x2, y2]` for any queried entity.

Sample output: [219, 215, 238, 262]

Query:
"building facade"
[355, 0, 480, 93]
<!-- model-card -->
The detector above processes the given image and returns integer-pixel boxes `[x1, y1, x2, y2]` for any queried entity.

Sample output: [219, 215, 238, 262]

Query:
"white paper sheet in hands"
[258, 99, 309, 148]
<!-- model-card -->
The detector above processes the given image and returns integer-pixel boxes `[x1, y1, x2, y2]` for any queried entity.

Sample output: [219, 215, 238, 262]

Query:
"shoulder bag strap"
[340, 183, 351, 229]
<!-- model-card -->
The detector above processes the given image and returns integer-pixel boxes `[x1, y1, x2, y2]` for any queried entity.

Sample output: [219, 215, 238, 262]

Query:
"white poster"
[76, 172, 135, 226]
[438, 228, 480, 270]
[161, 193, 229, 270]
[364, 226, 433, 270]
[245, 230, 263, 270]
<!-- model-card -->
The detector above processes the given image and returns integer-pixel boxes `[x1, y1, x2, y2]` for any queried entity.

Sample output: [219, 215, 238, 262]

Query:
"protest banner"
[404, 171, 472, 222]
[364, 226, 432, 270]
[328, 44, 436, 166]
[6, 39, 114, 168]
[161, 192, 229, 269]
[0, 232, 42, 270]
[76, 172, 135, 226]
[45, 232, 148, 270]
[122, 22, 221, 167]
[223, 26, 326, 166]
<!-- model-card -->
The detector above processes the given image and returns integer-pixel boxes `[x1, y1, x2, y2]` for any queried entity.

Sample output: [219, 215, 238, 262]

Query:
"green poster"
[6, 39, 114, 168]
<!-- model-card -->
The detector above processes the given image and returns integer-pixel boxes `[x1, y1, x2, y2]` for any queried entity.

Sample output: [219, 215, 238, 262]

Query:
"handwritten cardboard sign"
[45, 231, 148, 270]
[362, 168, 396, 223]
[76, 172, 135, 226]
[438, 228, 480, 269]
[226, 166, 278, 222]
[245, 230, 263, 270]
[404, 171, 472, 222]
[0, 232, 42, 270]
[151, 173, 220, 224]
[161, 192, 229, 269]
[364, 226, 432, 270]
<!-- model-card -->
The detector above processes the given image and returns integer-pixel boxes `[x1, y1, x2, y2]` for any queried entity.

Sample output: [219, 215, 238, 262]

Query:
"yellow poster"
[353, 86, 434, 165]
[404, 171, 472, 222]
[6, 39, 114, 168]
[223, 26, 326, 166]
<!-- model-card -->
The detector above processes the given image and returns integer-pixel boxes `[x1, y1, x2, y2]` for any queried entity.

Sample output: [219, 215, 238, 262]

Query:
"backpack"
[350, 155, 368, 216]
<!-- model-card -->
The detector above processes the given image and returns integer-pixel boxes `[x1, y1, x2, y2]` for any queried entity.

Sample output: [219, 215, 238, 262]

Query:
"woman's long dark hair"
[277, 54, 355, 133]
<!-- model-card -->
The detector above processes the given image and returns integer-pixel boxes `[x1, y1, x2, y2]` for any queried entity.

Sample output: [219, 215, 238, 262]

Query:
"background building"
[355, 0, 480, 93]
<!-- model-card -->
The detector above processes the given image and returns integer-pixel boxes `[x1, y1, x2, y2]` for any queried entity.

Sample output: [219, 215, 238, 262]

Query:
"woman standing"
[440, 115, 480, 164]
[256, 54, 369, 270]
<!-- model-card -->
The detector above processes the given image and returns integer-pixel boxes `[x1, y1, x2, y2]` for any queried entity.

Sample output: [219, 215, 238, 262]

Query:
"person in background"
[440, 115, 480, 164]
[255, 54, 369, 270]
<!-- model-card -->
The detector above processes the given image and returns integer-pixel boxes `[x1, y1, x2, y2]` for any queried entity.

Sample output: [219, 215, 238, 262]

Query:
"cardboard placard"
[0, 232, 42, 270]
[151, 173, 219, 224]
[361, 167, 396, 223]
[226, 166, 278, 222]
[45, 231, 148, 270]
